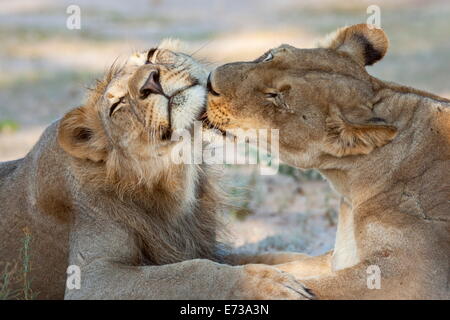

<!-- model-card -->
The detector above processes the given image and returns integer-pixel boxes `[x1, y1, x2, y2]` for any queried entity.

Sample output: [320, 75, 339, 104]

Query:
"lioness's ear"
[319, 24, 388, 66]
[325, 105, 397, 157]
[58, 106, 107, 162]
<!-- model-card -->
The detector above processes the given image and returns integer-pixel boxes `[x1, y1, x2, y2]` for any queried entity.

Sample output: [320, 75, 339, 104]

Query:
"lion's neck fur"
[72, 159, 226, 265]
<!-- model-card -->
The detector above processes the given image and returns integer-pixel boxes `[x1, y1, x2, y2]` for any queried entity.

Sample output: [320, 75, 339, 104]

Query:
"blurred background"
[1, 0, 449, 256]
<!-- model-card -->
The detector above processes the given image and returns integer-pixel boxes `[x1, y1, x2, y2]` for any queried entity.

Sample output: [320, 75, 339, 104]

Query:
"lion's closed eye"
[265, 92, 278, 99]
[263, 89, 281, 104]
[109, 97, 125, 117]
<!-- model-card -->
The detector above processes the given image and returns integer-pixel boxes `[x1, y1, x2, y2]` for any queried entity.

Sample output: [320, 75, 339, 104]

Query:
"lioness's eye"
[262, 52, 273, 62]
[109, 97, 124, 117]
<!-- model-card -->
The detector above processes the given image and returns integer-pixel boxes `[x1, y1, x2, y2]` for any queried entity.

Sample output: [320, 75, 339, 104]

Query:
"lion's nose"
[139, 70, 164, 98]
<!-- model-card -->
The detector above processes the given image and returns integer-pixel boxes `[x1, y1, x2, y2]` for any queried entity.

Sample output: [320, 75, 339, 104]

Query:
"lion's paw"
[232, 264, 314, 300]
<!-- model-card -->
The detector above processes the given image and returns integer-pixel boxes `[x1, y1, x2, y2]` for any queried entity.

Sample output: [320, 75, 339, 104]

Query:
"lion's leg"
[66, 216, 312, 300]
[274, 251, 333, 278]
[288, 262, 370, 299]
[284, 253, 435, 299]
[226, 251, 314, 266]
[64, 258, 312, 300]
[227, 251, 332, 279]
[295, 261, 402, 299]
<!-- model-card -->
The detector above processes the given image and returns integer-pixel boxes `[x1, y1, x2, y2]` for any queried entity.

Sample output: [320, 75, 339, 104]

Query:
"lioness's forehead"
[274, 44, 297, 52]
[268, 45, 370, 81]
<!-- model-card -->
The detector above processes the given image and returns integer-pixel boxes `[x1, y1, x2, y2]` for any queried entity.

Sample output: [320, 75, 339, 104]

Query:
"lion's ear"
[324, 105, 397, 157]
[58, 106, 107, 162]
[319, 23, 388, 66]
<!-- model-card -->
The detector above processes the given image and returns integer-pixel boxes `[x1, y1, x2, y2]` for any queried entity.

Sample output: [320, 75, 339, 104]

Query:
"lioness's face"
[206, 24, 397, 167]
[59, 41, 208, 163]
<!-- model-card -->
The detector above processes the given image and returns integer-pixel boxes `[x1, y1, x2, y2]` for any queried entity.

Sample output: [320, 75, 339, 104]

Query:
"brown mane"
[61, 66, 229, 265]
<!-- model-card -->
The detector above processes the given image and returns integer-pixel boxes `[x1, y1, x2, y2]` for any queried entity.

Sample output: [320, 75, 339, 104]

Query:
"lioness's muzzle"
[207, 73, 220, 96]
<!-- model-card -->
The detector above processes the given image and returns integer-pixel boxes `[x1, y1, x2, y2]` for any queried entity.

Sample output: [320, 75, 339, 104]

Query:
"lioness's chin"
[204, 91, 238, 134]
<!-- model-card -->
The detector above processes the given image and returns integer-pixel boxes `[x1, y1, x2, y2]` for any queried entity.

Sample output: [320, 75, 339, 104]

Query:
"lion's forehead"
[105, 80, 127, 103]
[103, 52, 146, 101]
[127, 51, 148, 67]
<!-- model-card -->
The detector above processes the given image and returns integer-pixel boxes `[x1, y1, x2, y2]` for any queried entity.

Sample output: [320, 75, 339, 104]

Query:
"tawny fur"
[0, 46, 312, 300]
[207, 24, 450, 299]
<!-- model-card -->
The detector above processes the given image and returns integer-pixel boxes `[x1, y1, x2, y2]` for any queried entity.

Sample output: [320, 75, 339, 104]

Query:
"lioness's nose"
[139, 70, 163, 98]
[207, 72, 220, 96]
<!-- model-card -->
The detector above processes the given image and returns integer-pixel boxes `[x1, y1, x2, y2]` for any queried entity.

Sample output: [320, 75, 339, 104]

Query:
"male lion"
[206, 24, 450, 299]
[0, 41, 311, 299]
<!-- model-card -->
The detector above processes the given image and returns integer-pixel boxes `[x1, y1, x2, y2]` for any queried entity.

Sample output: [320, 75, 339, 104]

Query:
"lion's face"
[206, 24, 397, 168]
[108, 42, 208, 141]
[58, 41, 208, 166]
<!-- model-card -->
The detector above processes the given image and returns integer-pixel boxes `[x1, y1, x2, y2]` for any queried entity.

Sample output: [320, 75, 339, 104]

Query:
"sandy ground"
[1, 0, 449, 255]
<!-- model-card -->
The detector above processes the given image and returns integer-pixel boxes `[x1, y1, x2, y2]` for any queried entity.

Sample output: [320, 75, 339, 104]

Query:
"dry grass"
[0, 228, 37, 300]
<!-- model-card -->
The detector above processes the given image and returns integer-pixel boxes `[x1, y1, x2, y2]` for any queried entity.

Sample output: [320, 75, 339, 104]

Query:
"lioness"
[0, 41, 311, 299]
[206, 24, 450, 299]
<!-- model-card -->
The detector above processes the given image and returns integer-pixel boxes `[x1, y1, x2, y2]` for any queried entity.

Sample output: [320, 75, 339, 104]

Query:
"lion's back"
[0, 129, 70, 300]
